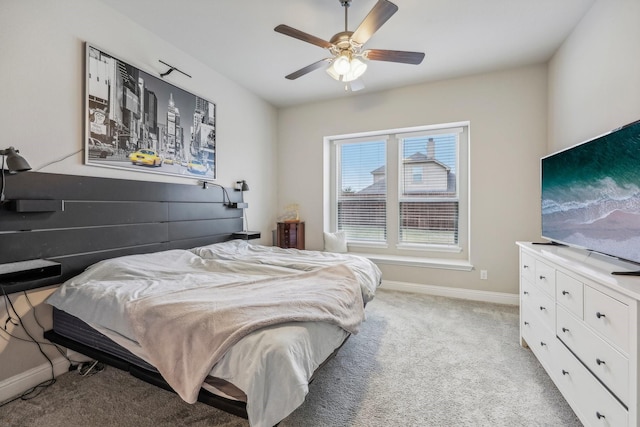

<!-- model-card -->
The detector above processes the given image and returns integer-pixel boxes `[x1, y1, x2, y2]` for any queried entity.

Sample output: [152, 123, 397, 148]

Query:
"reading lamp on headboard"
[198, 179, 256, 238]
[235, 180, 249, 231]
[235, 180, 249, 192]
[1, 147, 31, 202]
[198, 180, 248, 209]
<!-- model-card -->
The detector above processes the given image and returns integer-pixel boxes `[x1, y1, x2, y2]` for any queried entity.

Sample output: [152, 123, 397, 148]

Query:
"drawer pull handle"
[561, 290, 569, 295]
[540, 341, 547, 347]
[523, 291, 529, 295]
[596, 358, 606, 366]
[561, 327, 569, 333]
[524, 321, 529, 326]
[596, 312, 606, 319]
[562, 370, 569, 376]
[523, 265, 529, 269]
[539, 275, 546, 280]
[596, 412, 605, 420]
[539, 306, 546, 311]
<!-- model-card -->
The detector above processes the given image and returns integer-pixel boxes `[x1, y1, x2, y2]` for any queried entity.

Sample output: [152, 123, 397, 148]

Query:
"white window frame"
[323, 121, 470, 266]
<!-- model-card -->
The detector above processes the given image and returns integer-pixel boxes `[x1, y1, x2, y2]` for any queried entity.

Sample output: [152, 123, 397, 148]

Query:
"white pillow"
[323, 231, 347, 253]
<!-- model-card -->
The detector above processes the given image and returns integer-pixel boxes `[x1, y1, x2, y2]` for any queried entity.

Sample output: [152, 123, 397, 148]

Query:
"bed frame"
[0, 171, 251, 417]
[44, 317, 252, 418]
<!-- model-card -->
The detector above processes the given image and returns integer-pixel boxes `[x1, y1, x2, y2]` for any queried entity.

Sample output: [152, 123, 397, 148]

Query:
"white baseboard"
[0, 356, 69, 405]
[380, 280, 519, 305]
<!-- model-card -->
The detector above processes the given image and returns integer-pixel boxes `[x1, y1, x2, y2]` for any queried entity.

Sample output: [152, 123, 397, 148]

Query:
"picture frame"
[85, 43, 216, 180]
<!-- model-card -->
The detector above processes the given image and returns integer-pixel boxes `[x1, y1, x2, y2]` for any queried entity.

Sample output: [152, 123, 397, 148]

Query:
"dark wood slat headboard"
[0, 172, 243, 293]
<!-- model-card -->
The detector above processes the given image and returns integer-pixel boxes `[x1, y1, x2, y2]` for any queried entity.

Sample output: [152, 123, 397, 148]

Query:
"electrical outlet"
[480, 270, 488, 280]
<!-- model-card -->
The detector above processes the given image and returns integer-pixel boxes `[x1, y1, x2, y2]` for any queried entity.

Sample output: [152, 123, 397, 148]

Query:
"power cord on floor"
[0, 288, 62, 407]
[0, 288, 107, 408]
[77, 359, 105, 377]
[18, 290, 86, 365]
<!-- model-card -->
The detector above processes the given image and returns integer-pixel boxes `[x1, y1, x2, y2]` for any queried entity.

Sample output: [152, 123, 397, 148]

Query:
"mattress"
[52, 307, 155, 372]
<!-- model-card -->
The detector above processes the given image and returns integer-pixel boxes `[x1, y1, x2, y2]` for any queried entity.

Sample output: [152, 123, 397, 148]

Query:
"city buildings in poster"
[86, 44, 216, 179]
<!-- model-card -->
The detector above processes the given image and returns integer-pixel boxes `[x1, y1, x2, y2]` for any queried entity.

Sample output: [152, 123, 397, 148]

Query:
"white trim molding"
[381, 280, 519, 305]
[0, 356, 69, 405]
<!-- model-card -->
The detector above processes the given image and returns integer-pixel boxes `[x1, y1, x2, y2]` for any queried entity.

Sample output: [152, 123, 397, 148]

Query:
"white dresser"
[517, 242, 640, 427]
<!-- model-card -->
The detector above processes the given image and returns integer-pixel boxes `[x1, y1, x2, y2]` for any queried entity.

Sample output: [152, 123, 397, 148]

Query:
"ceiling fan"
[274, 0, 425, 91]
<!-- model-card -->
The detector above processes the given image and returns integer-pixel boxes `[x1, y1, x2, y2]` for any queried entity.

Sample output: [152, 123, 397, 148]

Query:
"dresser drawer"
[556, 306, 629, 405]
[521, 251, 535, 284]
[554, 341, 628, 427]
[522, 305, 557, 373]
[584, 286, 630, 354]
[556, 271, 584, 318]
[521, 279, 555, 333]
[535, 260, 556, 296]
[521, 305, 537, 348]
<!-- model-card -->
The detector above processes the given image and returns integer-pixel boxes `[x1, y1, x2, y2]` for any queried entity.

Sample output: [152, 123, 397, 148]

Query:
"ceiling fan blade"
[285, 59, 331, 80]
[351, 0, 398, 45]
[364, 49, 425, 65]
[274, 24, 333, 49]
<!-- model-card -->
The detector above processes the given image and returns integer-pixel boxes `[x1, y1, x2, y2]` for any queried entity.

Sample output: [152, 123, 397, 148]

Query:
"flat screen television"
[541, 119, 640, 267]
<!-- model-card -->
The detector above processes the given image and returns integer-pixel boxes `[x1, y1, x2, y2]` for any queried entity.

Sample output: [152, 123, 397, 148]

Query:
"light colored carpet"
[0, 289, 582, 427]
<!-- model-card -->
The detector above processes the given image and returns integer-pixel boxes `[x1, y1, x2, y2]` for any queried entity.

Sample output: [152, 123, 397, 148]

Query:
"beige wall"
[548, 0, 640, 151]
[278, 65, 548, 295]
[0, 0, 278, 387]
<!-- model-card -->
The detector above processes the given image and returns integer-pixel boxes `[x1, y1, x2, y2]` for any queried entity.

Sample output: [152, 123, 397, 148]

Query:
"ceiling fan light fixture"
[326, 65, 340, 81]
[327, 54, 367, 83]
[332, 54, 351, 75]
[344, 57, 367, 82]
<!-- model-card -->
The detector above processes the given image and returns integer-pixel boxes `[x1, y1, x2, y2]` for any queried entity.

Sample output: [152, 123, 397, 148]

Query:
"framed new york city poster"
[85, 43, 216, 180]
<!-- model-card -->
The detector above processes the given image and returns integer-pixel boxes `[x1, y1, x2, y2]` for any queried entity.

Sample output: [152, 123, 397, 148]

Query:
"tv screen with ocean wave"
[541, 119, 640, 265]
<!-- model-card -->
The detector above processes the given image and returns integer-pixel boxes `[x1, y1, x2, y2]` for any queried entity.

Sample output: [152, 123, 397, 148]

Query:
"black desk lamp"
[1, 147, 32, 202]
[1, 147, 31, 172]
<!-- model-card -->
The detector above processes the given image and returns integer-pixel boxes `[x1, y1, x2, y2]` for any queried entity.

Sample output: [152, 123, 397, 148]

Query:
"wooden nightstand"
[276, 222, 304, 249]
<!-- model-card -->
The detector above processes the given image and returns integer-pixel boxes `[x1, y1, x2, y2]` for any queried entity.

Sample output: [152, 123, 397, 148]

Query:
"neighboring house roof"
[371, 165, 385, 175]
[403, 152, 450, 171]
[357, 179, 387, 195]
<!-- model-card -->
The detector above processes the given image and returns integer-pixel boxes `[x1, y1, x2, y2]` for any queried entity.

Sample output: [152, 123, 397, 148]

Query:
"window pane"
[401, 134, 457, 197]
[399, 133, 458, 245]
[400, 201, 459, 244]
[338, 140, 386, 242]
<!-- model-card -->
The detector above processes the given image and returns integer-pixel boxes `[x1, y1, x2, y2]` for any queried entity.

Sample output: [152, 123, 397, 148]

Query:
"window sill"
[349, 252, 473, 271]
[395, 243, 462, 253]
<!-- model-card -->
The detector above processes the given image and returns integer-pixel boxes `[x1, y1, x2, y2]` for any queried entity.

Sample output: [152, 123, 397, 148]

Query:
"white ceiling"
[98, 0, 595, 108]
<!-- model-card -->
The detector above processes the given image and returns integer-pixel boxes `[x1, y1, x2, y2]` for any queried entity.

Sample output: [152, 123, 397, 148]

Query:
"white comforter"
[46, 240, 381, 427]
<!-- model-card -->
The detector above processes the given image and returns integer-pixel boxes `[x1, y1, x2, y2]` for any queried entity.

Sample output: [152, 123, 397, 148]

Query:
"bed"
[0, 172, 381, 427]
[45, 240, 381, 427]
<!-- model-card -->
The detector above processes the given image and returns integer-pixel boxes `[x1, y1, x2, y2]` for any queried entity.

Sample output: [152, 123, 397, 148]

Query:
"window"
[399, 132, 459, 247]
[337, 138, 387, 242]
[327, 122, 469, 260]
[411, 166, 422, 184]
